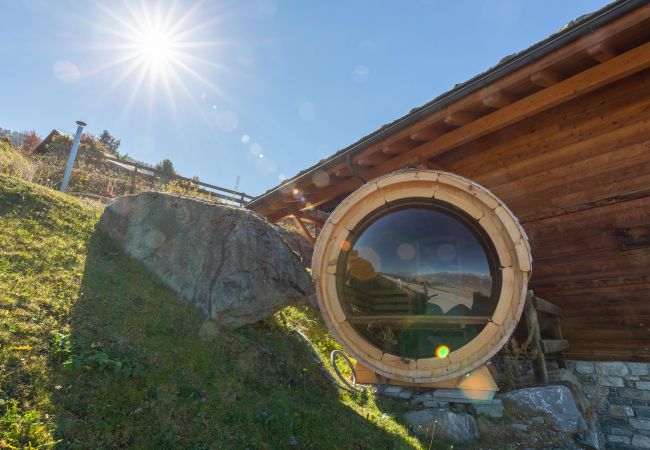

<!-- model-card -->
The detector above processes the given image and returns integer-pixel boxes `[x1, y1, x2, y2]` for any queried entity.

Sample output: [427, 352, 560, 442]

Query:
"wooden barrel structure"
[312, 170, 532, 384]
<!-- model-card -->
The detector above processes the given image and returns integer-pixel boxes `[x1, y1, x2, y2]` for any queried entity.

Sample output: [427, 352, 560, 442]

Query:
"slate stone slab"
[403, 409, 480, 442]
[471, 399, 504, 418]
[500, 385, 587, 433]
[595, 362, 629, 377]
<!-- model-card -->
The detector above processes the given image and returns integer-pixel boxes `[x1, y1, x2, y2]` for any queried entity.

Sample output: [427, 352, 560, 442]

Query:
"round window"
[336, 200, 501, 359]
[313, 170, 531, 383]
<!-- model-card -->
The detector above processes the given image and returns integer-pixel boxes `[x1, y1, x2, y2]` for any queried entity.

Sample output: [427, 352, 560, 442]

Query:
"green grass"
[0, 141, 36, 182]
[0, 174, 426, 449]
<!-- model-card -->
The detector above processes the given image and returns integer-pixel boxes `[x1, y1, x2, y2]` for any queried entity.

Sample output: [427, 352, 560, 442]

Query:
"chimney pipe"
[60, 120, 87, 192]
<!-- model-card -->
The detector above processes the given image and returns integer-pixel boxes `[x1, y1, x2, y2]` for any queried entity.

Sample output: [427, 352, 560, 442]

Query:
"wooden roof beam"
[410, 124, 446, 142]
[444, 111, 479, 127]
[481, 91, 515, 109]
[382, 139, 418, 155]
[588, 42, 617, 63]
[268, 201, 292, 211]
[530, 69, 563, 88]
[291, 215, 316, 244]
[297, 215, 325, 226]
[281, 197, 301, 204]
[334, 166, 352, 178]
[296, 187, 317, 196]
[357, 152, 391, 167]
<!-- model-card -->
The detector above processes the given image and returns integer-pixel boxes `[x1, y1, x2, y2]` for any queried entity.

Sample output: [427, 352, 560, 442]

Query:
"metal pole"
[60, 120, 86, 192]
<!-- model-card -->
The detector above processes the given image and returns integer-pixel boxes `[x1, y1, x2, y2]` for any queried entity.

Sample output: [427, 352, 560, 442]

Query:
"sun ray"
[167, 54, 218, 91]
[166, 0, 204, 36]
[88, 0, 236, 129]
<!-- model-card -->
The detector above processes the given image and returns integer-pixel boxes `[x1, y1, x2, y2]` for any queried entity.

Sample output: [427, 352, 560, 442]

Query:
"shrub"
[20, 131, 40, 155]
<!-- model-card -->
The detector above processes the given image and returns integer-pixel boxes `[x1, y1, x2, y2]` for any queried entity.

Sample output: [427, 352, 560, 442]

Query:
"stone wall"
[567, 360, 650, 449]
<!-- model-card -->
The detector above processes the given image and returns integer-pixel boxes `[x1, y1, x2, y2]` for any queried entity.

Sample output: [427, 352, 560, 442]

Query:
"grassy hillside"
[0, 174, 424, 449]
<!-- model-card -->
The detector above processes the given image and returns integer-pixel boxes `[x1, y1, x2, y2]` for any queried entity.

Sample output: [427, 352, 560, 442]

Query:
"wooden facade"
[248, 1, 650, 361]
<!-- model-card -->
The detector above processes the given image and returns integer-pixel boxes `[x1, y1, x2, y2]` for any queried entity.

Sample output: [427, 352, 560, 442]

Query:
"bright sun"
[137, 28, 174, 66]
[93, 1, 222, 118]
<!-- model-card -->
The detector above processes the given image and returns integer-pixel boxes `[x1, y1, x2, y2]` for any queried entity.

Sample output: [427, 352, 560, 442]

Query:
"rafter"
[481, 91, 514, 109]
[530, 69, 563, 87]
[588, 42, 617, 62]
[444, 111, 479, 126]
[410, 125, 446, 142]
[291, 215, 316, 244]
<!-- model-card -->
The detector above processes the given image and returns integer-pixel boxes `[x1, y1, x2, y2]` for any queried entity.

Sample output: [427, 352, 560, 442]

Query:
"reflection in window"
[337, 205, 499, 359]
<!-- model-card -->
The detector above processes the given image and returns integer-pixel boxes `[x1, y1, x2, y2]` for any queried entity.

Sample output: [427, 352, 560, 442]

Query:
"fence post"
[60, 120, 86, 192]
[129, 168, 137, 194]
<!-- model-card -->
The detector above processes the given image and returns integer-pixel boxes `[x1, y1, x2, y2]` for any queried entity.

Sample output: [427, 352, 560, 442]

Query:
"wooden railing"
[101, 154, 255, 206]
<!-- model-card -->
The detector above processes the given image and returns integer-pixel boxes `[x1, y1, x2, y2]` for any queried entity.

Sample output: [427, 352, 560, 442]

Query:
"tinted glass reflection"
[338, 206, 497, 359]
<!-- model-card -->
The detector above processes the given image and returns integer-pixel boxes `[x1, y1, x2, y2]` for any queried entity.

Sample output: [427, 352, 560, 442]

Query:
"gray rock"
[607, 435, 631, 444]
[98, 192, 314, 328]
[382, 386, 403, 398]
[530, 416, 545, 424]
[500, 385, 587, 433]
[272, 224, 313, 267]
[636, 406, 650, 418]
[576, 414, 604, 450]
[432, 388, 494, 403]
[606, 427, 634, 437]
[575, 361, 595, 374]
[398, 389, 413, 400]
[549, 369, 604, 449]
[403, 409, 480, 442]
[638, 382, 650, 390]
[609, 404, 635, 417]
[583, 383, 608, 398]
[600, 376, 624, 387]
[511, 423, 529, 431]
[423, 400, 449, 408]
[595, 362, 629, 377]
[471, 399, 504, 418]
[633, 434, 650, 448]
[410, 393, 433, 405]
[629, 363, 650, 376]
[631, 418, 650, 431]
[619, 388, 650, 401]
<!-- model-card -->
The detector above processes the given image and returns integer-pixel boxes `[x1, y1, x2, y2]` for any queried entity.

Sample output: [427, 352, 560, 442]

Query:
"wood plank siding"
[247, 2, 650, 361]
[434, 70, 650, 361]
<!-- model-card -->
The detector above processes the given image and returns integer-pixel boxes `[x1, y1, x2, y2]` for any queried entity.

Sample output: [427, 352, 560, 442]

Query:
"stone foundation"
[567, 360, 650, 449]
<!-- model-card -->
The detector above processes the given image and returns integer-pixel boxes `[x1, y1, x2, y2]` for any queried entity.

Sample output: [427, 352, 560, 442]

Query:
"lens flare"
[436, 345, 450, 359]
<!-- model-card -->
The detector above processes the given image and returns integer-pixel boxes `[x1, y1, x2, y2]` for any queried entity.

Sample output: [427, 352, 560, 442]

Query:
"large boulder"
[272, 224, 313, 267]
[98, 192, 314, 328]
[500, 385, 587, 434]
[403, 409, 480, 443]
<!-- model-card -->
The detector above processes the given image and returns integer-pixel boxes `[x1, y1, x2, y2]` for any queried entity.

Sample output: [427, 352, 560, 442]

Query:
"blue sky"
[0, 0, 610, 196]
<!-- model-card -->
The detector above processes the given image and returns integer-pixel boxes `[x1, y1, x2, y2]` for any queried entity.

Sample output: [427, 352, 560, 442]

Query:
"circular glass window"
[337, 200, 501, 359]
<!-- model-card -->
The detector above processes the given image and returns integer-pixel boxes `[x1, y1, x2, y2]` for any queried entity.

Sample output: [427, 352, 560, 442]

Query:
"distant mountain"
[386, 271, 492, 296]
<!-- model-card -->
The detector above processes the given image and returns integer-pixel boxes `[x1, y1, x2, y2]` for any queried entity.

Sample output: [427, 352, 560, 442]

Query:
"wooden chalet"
[247, 0, 650, 361]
